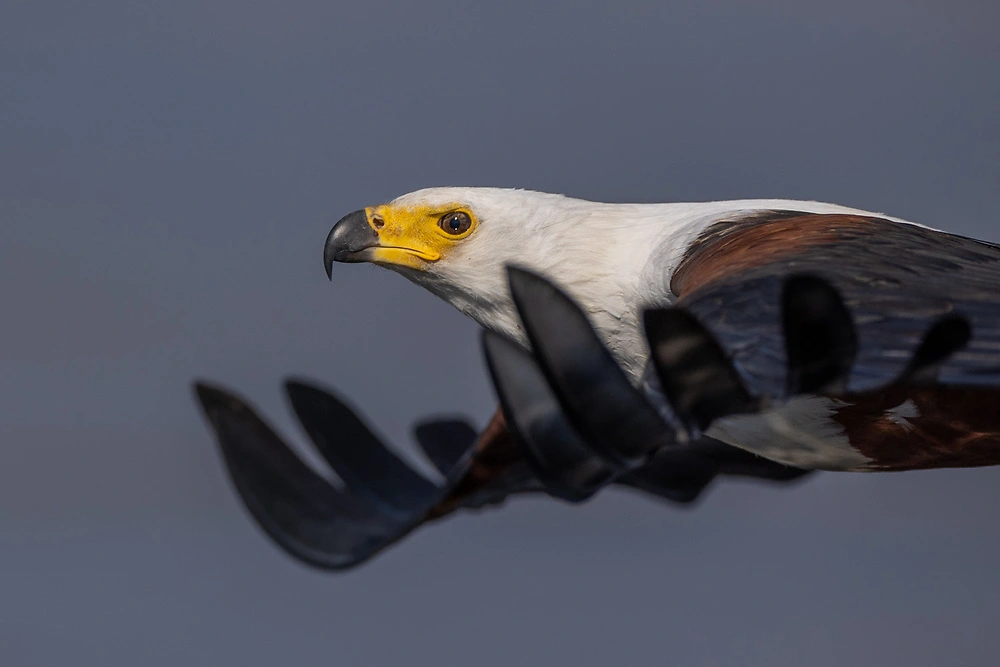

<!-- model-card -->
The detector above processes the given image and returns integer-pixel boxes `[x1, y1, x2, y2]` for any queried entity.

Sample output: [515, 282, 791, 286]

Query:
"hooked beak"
[323, 209, 379, 279]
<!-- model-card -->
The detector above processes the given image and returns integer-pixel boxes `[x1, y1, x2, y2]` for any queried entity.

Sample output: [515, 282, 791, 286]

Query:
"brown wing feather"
[671, 213, 888, 297]
[833, 384, 1000, 470]
[423, 410, 530, 520]
[670, 211, 1000, 471]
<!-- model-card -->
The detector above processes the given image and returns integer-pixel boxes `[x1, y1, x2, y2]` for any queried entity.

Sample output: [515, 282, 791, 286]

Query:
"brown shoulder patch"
[671, 211, 888, 297]
[834, 384, 1000, 471]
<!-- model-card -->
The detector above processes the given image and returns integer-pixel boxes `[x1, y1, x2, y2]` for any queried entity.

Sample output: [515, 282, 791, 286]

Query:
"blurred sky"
[2, 1, 1000, 665]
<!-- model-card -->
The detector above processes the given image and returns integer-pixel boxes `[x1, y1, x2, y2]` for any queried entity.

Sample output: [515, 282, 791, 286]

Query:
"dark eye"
[438, 211, 472, 235]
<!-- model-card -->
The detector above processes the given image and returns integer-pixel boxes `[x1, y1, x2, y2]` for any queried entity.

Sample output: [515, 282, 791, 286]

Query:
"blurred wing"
[195, 380, 540, 571]
[194, 372, 809, 570]
[668, 211, 1000, 469]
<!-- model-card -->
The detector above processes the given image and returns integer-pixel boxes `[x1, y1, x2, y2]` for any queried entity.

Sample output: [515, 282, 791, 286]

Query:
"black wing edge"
[199, 270, 978, 572]
[193, 380, 475, 571]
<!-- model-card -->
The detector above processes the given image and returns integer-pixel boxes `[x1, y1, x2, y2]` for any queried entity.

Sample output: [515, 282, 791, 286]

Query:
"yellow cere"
[364, 203, 477, 269]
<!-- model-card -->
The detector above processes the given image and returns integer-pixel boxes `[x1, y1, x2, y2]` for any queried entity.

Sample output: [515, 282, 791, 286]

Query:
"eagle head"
[324, 187, 676, 379]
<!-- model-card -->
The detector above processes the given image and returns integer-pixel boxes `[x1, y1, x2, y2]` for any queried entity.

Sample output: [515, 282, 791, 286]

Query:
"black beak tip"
[323, 225, 337, 280]
[324, 209, 377, 280]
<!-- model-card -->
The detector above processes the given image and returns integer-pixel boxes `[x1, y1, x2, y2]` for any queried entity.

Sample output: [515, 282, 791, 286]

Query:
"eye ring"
[438, 211, 472, 236]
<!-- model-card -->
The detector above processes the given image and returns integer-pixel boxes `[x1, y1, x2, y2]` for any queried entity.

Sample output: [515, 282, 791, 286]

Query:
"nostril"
[372, 216, 385, 230]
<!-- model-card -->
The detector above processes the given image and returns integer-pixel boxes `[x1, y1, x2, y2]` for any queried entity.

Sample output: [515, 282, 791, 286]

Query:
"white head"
[324, 187, 677, 377]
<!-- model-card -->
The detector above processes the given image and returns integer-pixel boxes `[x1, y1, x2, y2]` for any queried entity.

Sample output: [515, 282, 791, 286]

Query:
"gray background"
[3, 1, 1000, 665]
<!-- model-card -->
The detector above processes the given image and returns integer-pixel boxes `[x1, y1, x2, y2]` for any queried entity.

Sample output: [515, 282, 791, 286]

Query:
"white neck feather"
[384, 188, 900, 381]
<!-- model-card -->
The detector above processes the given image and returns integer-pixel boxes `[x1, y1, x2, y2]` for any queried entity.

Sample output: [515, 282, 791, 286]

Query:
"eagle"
[195, 187, 1000, 570]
